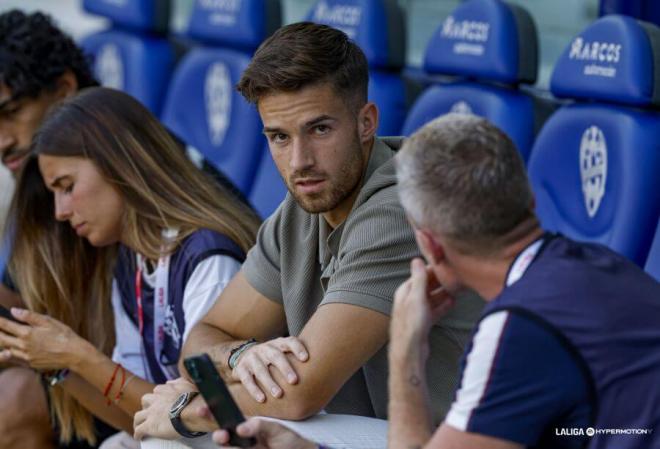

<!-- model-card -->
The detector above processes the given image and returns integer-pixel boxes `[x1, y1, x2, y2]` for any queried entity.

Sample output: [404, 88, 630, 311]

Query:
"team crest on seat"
[205, 62, 232, 147]
[579, 125, 607, 218]
[96, 44, 124, 90]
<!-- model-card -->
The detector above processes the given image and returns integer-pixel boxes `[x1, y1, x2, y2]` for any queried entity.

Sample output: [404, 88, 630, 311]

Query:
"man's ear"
[357, 101, 378, 143]
[54, 70, 79, 99]
[415, 228, 446, 267]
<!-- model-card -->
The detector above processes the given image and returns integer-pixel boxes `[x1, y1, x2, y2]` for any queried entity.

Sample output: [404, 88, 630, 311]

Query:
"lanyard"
[506, 238, 544, 287]
[134, 229, 178, 380]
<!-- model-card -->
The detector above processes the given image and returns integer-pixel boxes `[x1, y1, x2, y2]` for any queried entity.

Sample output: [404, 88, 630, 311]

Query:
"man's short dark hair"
[0, 10, 98, 99]
[237, 21, 369, 108]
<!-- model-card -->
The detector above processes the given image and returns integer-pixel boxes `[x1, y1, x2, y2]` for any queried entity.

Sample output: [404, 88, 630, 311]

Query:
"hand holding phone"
[184, 353, 256, 448]
[0, 305, 20, 323]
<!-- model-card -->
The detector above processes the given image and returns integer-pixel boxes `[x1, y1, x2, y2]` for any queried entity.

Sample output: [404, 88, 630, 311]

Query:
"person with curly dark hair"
[0, 9, 97, 174]
[0, 11, 101, 449]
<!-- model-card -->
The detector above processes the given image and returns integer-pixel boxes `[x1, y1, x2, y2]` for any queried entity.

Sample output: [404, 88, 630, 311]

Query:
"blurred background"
[0, 0, 601, 86]
[0, 0, 600, 232]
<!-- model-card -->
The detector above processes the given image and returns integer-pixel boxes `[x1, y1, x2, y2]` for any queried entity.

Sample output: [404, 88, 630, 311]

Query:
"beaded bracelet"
[228, 338, 258, 369]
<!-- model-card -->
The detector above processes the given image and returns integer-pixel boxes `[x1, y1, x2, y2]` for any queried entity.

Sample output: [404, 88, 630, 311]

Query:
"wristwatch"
[169, 391, 207, 438]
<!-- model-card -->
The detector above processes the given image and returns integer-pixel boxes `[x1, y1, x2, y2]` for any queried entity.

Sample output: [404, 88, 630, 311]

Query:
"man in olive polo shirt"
[134, 22, 483, 445]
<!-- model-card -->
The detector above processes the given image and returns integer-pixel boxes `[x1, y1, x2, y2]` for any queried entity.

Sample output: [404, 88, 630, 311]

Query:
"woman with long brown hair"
[0, 87, 260, 446]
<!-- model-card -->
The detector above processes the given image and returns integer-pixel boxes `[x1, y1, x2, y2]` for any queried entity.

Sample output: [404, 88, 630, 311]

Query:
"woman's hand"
[0, 308, 87, 371]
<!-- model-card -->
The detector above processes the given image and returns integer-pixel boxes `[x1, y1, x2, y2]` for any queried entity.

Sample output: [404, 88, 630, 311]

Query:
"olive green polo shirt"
[242, 137, 484, 424]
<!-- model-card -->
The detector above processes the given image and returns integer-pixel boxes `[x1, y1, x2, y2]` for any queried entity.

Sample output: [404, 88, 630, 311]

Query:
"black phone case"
[184, 353, 256, 448]
[0, 305, 19, 323]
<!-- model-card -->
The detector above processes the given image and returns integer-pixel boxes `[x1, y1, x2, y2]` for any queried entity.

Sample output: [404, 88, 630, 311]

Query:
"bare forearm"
[67, 339, 156, 418]
[388, 343, 433, 449]
[60, 373, 134, 433]
[179, 321, 246, 381]
[181, 357, 322, 433]
[227, 366, 319, 418]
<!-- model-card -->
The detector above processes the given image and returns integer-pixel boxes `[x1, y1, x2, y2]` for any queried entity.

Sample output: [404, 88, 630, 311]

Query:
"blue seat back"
[599, 0, 645, 18]
[528, 15, 660, 266]
[81, 0, 175, 115]
[642, 0, 660, 26]
[161, 0, 281, 194]
[307, 0, 407, 135]
[600, 0, 660, 28]
[401, 0, 538, 161]
[645, 220, 660, 281]
[249, 146, 288, 219]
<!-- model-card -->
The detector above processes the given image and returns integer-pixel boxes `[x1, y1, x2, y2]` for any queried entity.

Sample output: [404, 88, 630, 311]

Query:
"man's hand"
[232, 337, 309, 403]
[134, 378, 213, 440]
[391, 258, 456, 360]
[212, 418, 317, 449]
[387, 258, 456, 449]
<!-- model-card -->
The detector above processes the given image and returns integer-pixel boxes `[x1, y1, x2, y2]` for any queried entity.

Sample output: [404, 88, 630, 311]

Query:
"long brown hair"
[7, 87, 260, 444]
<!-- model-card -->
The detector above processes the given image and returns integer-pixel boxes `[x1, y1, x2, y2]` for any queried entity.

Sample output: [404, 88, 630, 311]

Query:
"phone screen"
[184, 353, 256, 448]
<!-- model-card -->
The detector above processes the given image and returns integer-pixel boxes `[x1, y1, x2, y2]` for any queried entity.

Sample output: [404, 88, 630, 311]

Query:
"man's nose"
[290, 139, 315, 172]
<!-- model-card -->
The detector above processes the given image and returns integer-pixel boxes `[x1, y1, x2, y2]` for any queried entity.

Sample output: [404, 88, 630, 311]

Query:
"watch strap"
[170, 392, 207, 438]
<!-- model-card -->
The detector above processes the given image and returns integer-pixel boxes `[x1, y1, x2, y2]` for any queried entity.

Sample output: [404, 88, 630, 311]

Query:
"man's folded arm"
[178, 270, 288, 379]
[180, 299, 390, 427]
[228, 301, 390, 419]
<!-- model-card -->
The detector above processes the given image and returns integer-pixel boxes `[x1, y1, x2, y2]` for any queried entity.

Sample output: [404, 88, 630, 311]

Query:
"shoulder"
[464, 309, 574, 373]
[114, 244, 136, 280]
[349, 137, 404, 220]
[446, 310, 592, 443]
[177, 229, 245, 265]
[343, 180, 412, 248]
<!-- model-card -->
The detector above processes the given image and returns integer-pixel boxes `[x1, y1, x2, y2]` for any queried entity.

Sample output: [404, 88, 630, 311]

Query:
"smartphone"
[0, 305, 19, 323]
[184, 353, 256, 448]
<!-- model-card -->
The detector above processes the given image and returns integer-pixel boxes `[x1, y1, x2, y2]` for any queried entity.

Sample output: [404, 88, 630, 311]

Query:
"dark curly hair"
[0, 10, 98, 99]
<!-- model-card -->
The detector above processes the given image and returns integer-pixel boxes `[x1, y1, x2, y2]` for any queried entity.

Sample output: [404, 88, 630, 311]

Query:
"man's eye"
[0, 106, 19, 118]
[270, 133, 288, 144]
[64, 184, 74, 194]
[314, 125, 330, 135]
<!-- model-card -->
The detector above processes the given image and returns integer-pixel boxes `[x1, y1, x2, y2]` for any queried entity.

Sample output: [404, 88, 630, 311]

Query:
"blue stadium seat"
[307, 0, 407, 136]
[401, 0, 539, 162]
[645, 221, 660, 281]
[161, 0, 281, 194]
[599, 0, 645, 18]
[642, 1, 660, 26]
[81, 0, 175, 115]
[249, 146, 288, 219]
[528, 15, 660, 266]
[600, 0, 660, 28]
